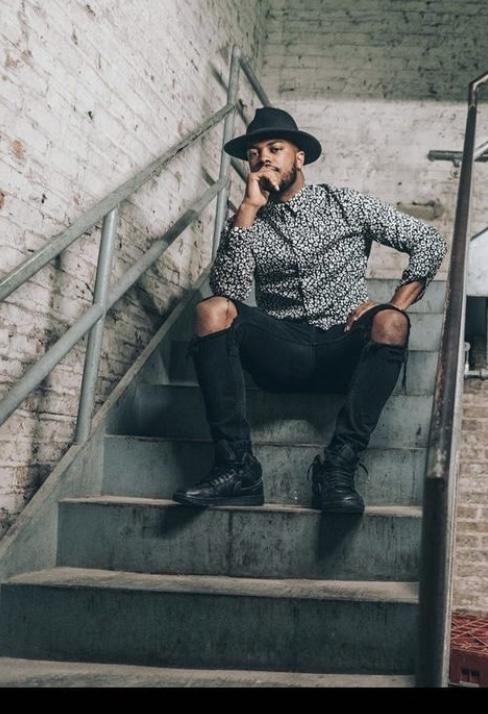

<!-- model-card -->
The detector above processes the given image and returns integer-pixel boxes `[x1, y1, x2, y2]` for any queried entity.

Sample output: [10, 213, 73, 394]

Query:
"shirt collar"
[262, 183, 311, 218]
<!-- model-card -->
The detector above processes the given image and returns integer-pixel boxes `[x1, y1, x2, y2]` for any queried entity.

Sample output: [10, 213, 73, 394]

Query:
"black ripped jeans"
[187, 299, 411, 455]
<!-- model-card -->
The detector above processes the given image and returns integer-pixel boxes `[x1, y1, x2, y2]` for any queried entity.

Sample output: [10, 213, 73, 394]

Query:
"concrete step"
[0, 568, 418, 674]
[109, 384, 433, 449]
[181, 279, 446, 320]
[103, 436, 426, 506]
[365, 279, 446, 314]
[57, 498, 421, 581]
[149, 277, 445, 387]
[0, 657, 415, 687]
[156, 344, 440, 395]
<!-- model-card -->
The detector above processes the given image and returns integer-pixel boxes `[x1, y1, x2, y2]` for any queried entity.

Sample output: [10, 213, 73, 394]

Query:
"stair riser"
[0, 658, 416, 687]
[177, 312, 440, 351]
[156, 345, 439, 395]
[172, 281, 446, 332]
[57, 501, 421, 581]
[114, 386, 433, 449]
[103, 438, 426, 506]
[364, 279, 445, 314]
[0, 584, 417, 674]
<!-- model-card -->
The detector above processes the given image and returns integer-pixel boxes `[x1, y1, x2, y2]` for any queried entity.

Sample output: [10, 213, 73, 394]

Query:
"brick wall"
[455, 378, 488, 614]
[262, 0, 488, 280]
[0, 0, 269, 535]
[261, 0, 488, 614]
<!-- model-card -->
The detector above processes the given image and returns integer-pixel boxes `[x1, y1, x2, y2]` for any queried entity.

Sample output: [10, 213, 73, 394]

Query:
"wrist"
[241, 199, 263, 212]
[233, 202, 260, 229]
[390, 280, 424, 310]
[389, 298, 410, 310]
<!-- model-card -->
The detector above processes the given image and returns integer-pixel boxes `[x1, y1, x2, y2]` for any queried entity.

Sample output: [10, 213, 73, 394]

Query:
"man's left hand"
[344, 300, 377, 332]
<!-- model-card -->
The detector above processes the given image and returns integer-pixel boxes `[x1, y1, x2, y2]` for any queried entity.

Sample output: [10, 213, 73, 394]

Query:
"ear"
[296, 149, 305, 169]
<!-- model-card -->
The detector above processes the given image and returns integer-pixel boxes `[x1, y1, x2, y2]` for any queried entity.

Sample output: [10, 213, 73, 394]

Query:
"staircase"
[0, 276, 446, 687]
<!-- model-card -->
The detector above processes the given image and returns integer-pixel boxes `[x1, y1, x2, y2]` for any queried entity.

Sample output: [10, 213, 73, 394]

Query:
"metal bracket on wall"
[428, 139, 488, 167]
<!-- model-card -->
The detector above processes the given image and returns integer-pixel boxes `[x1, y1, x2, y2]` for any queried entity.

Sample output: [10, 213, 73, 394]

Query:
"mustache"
[261, 166, 298, 193]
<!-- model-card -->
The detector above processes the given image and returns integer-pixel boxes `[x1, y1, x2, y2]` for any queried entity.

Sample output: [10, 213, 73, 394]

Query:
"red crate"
[449, 612, 488, 687]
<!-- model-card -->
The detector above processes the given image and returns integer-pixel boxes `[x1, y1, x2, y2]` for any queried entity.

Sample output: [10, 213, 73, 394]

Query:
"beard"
[270, 164, 299, 199]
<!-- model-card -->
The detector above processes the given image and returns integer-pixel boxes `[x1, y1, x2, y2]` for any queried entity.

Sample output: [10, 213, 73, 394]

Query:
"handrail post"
[0, 104, 235, 304]
[240, 55, 272, 106]
[415, 73, 488, 688]
[74, 208, 118, 443]
[212, 45, 241, 261]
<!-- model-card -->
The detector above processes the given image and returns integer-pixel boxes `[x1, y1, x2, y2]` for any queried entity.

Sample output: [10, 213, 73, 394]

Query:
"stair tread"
[61, 495, 422, 518]
[104, 434, 428, 451]
[7, 567, 419, 603]
[137, 383, 433, 395]
[0, 657, 415, 687]
[111, 384, 434, 447]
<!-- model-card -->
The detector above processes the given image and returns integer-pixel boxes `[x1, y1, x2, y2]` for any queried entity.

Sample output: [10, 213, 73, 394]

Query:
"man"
[173, 107, 447, 514]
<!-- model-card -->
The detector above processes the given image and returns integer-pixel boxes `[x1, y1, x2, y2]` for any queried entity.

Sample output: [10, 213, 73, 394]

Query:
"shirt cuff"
[397, 273, 430, 304]
[224, 224, 257, 242]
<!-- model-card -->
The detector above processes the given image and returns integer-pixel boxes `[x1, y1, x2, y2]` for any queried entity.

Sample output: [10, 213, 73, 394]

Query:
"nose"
[257, 149, 273, 169]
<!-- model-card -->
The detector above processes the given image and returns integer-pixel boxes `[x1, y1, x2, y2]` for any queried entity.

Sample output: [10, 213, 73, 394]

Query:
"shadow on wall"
[263, 0, 488, 102]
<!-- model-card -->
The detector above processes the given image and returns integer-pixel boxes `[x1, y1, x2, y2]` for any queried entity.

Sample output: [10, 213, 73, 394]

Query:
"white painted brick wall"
[262, 0, 488, 615]
[262, 0, 488, 280]
[0, 0, 269, 534]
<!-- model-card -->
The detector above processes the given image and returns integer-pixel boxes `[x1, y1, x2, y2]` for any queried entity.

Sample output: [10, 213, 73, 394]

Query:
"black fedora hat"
[224, 107, 322, 165]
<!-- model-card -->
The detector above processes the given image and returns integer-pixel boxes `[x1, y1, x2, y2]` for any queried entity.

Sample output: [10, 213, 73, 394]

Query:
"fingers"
[252, 167, 280, 192]
[344, 301, 377, 332]
[259, 177, 280, 194]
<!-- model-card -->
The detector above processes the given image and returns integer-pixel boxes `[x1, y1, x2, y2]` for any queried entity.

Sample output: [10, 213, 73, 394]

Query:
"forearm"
[232, 202, 260, 229]
[389, 280, 424, 310]
[209, 214, 256, 300]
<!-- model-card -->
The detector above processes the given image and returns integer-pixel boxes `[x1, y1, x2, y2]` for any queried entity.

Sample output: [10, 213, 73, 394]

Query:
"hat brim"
[224, 128, 322, 165]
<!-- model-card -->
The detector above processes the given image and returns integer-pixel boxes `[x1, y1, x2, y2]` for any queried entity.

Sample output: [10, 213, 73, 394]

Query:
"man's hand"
[344, 300, 377, 332]
[243, 167, 281, 209]
[233, 167, 281, 229]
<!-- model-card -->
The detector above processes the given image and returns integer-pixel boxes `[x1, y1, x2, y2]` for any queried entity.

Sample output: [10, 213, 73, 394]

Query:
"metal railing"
[428, 139, 488, 164]
[416, 70, 488, 687]
[0, 45, 270, 442]
[4, 36, 482, 687]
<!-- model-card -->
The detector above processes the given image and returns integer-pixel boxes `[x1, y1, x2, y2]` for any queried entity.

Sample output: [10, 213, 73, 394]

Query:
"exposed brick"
[0, 0, 269, 534]
[262, 0, 488, 286]
[456, 374, 488, 611]
[455, 535, 481, 549]
[456, 505, 481, 521]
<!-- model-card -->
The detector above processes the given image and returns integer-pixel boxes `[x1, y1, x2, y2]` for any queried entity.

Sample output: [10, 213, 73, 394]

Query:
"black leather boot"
[308, 443, 366, 514]
[172, 439, 264, 507]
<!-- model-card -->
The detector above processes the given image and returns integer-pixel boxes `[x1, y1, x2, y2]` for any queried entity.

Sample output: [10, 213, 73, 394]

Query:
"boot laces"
[306, 453, 369, 491]
[197, 461, 242, 488]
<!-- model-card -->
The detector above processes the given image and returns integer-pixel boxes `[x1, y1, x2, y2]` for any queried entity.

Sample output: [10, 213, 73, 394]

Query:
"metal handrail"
[470, 224, 488, 241]
[0, 179, 226, 428]
[416, 69, 488, 687]
[0, 45, 270, 441]
[428, 145, 488, 163]
[212, 46, 242, 260]
[0, 103, 235, 303]
[222, 54, 273, 240]
[240, 55, 272, 106]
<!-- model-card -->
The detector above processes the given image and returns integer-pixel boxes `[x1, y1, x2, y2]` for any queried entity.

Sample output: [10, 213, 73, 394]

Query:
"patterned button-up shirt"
[209, 182, 447, 331]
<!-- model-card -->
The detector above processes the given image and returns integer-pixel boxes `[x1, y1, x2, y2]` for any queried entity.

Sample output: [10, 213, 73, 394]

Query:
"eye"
[271, 146, 282, 153]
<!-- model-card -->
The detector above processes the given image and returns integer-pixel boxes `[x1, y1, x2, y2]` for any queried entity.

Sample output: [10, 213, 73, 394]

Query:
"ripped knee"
[370, 307, 410, 347]
[194, 296, 238, 337]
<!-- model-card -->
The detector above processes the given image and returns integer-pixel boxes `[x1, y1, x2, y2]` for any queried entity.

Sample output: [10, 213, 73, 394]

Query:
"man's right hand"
[232, 167, 281, 229]
[243, 167, 281, 209]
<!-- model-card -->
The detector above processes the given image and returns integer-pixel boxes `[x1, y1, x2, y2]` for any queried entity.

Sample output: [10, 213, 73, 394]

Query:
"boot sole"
[172, 493, 265, 508]
[320, 502, 365, 515]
